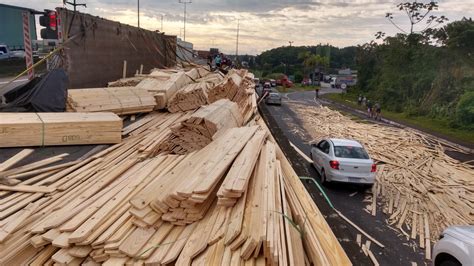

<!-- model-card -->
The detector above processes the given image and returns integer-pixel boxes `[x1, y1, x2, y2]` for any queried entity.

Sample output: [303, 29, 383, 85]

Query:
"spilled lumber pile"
[0, 124, 350, 265]
[167, 73, 225, 113]
[290, 104, 474, 248]
[167, 82, 211, 112]
[165, 99, 243, 154]
[67, 87, 156, 115]
[0, 112, 122, 148]
[0, 67, 351, 265]
[136, 68, 209, 109]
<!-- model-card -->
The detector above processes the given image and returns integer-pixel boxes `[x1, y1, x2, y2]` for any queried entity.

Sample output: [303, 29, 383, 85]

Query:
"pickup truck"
[0, 44, 10, 60]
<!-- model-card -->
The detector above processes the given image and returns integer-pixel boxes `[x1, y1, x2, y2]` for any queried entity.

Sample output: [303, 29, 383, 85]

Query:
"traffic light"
[39, 10, 58, 39]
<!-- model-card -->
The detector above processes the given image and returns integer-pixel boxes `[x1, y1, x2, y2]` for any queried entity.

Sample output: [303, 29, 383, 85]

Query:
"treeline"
[356, 18, 474, 129]
[253, 45, 357, 82]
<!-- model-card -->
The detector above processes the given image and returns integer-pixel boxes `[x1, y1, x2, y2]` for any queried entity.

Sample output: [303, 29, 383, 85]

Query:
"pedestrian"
[366, 100, 373, 118]
[207, 54, 213, 69]
[358, 94, 362, 105]
[315, 86, 320, 99]
[362, 96, 367, 106]
[215, 54, 222, 68]
[374, 102, 381, 120]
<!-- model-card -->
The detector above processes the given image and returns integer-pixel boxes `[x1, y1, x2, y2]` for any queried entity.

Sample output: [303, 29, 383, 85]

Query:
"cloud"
[2, 0, 473, 55]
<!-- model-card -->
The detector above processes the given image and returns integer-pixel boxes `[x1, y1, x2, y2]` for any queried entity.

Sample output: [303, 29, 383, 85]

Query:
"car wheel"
[438, 258, 462, 266]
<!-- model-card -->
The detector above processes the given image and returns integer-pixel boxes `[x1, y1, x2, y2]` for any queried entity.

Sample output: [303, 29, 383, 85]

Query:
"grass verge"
[322, 93, 474, 145]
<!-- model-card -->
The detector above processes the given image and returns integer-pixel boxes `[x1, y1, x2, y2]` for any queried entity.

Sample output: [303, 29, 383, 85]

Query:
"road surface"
[262, 89, 427, 265]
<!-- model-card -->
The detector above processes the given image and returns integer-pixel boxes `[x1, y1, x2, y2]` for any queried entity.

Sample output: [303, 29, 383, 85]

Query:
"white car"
[310, 138, 376, 187]
[433, 225, 474, 266]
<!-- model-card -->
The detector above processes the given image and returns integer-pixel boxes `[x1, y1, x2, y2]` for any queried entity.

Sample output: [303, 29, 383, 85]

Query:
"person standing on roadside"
[315, 86, 320, 99]
[374, 102, 381, 120]
[358, 95, 362, 105]
[215, 54, 222, 68]
[362, 96, 367, 106]
[366, 100, 373, 118]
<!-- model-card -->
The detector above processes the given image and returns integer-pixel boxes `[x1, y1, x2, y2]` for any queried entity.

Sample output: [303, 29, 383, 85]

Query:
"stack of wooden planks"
[0, 67, 351, 265]
[136, 68, 209, 109]
[67, 87, 156, 115]
[167, 82, 211, 113]
[208, 70, 245, 103]
[290, 104, 474, 254]
[165, 99, 244, 154]
[0, 112, 122, 148]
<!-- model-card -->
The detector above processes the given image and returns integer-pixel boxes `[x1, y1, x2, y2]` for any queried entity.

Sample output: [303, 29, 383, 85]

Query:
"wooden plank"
[0, 184, 55, 193]
[0, 149, 34, 172]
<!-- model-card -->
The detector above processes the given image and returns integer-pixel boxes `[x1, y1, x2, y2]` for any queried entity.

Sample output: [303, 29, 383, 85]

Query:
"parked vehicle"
[0, 44, 11, 60]
[265, 89, 282, 105]
[270, 79, 277, 87]
[433, 225, 474, 266]
[10, 50, 25, 58]
[253, 78, 260, 89]
[330, 75, 357, 88]
[310, 138, 376, 187]
[277, 75, 294, 88]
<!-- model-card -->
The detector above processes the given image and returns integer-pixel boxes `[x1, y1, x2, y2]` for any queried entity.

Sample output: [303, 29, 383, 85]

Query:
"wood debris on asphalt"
[0, 67, 351, 265]
[291, 104, 474, 251]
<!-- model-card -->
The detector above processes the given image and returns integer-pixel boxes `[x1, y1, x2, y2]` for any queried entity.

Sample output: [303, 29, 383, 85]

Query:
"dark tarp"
[0, 69, 68, 112]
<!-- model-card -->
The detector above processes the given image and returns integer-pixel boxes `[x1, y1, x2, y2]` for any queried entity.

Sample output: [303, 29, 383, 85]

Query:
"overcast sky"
[4, 0, 473, 55]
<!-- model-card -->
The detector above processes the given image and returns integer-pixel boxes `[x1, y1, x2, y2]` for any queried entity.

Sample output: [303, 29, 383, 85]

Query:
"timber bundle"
[0, 112, 122, 148]
[292, 105, 474, 247]
[0, 67, 350, 265]
[66, 87, 156, 115]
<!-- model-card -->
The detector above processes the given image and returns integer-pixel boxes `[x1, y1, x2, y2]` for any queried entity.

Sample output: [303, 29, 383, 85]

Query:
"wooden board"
[0, 112, 122, 147]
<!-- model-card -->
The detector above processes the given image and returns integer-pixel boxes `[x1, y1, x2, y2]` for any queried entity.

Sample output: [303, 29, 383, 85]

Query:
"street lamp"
[178, 0, 192, 41]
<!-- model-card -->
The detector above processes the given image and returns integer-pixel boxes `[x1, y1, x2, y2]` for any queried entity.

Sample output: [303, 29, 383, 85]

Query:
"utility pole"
[178, 0, 192, 41]
[63, 0, 86, 11]
[288, 41, 294, 47]
[161, 15, 163, 31]
[137, 0, 140, 28]
[235, 19, 240, 64]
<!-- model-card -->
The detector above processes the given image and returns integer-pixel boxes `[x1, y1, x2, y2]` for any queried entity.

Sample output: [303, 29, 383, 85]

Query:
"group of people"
[207, 53, 232, 71]
[358, 95, 381, 120]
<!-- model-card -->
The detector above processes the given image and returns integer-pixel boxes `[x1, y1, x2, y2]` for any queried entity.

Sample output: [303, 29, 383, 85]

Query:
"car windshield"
[334, 145, 369, 159]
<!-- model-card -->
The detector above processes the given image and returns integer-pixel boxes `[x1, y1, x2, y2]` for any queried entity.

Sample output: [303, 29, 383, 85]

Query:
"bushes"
[456, 91, 474, 128]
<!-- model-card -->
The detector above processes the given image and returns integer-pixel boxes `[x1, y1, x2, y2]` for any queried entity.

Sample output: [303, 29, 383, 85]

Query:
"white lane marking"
[0, 78, 28, 85]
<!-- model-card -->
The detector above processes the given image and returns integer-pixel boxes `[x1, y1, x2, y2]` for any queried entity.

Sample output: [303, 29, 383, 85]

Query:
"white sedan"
[433, 225, 474, 266]
[310, 138, 376, 187]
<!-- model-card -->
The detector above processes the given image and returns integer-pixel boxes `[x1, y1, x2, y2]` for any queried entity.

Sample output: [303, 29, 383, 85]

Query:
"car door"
[319, 141, 331, 170]
[312, 140, 327, 172]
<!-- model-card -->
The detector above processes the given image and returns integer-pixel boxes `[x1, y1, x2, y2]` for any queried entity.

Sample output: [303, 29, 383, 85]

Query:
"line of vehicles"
[254, 78, 282, 106]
